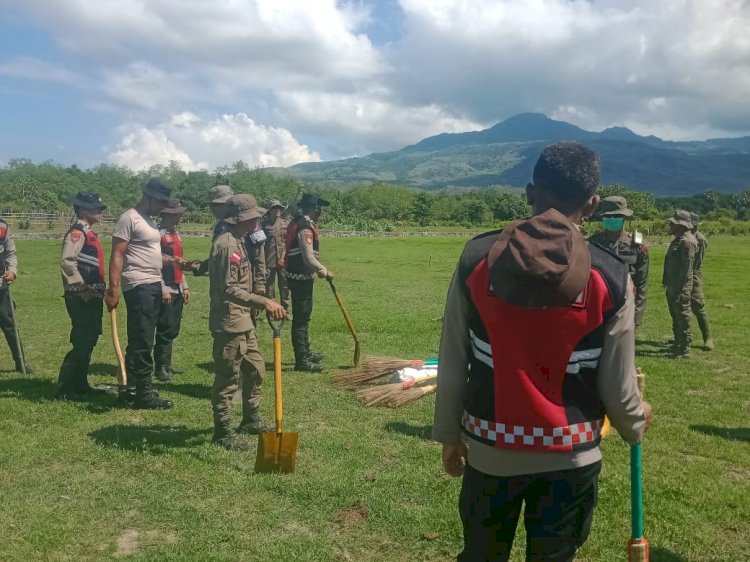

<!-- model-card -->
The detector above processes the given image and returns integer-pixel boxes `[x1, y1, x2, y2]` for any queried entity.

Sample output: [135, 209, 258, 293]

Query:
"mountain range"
[272, 113, 750, 195]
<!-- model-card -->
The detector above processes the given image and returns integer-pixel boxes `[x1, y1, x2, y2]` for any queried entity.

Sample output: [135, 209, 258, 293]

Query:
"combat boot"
[213, 428, 252, 451]
[134, 391, 173, 410]
[703, 337, 715, 351]
[55, 389, 88, 402]
[154, 365, 173, 382]
[295, 358, 324, 373]
[237, 411, 274, 435]
[670, 347, 691, 359]
[168, 365, 185, 375]
[307, 351, 325, 363]
[117, 385, 136, 408]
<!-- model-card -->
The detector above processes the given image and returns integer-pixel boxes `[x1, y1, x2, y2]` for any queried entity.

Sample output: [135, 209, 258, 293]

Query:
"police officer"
[263, 199, 290, 311]
[191, 185, 234, 276]
[283, 193, 333, 372]
[106, 178, 176, 409]
[0, 217, 33, 373]
[663, 210, 698, 359]
[689, 212, 713, 350]
[589, 196, 649, 326]
[208, 194, 286, 450]
[154, 199, 191, 382]
[57, 193, 107, 400]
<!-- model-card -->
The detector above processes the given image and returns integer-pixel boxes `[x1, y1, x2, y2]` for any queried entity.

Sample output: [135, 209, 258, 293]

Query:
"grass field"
[0, 235, 748, 561]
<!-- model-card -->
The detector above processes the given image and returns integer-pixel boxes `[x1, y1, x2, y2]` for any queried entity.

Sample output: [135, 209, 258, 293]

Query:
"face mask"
[602, 217, 625, 232]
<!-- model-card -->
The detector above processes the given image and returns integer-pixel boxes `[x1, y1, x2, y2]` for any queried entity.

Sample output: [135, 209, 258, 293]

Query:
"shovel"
[255, 313, 298, 473]
[328, 279, 361, 367]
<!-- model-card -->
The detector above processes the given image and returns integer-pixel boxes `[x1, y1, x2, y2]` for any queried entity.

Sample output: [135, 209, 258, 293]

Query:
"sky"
[1, 0, 749, 171]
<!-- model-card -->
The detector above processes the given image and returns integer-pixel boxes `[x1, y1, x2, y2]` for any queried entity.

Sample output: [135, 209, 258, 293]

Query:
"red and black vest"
[67, 222, 105, 288]
[160, 228, 184, 287]
[283, 215, 319, 280]
[0, 219, 8, 274]
[457, 229, 629, 454]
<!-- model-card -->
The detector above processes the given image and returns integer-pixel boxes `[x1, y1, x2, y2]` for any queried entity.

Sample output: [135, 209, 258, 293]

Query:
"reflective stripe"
[469, 330, 494, 368]
[77, 254, 100, 267]
[463, 411, 602, 448]
[569, 348, 602, 362]
[566, 347, 602, 374]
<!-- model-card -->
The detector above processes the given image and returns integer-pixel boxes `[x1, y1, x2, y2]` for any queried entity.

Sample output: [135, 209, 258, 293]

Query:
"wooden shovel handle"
[273, 335, 283, 434]
[110, 309, 127, 386]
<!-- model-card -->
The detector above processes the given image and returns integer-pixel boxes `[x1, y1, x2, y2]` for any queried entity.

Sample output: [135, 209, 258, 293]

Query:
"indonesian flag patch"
[230, 251, 242, 266]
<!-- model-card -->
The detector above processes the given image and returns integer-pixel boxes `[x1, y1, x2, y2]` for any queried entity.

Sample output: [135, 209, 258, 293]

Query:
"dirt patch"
[727, 467, 750, 482]
[114, 528, 178, 557]
[115, 529, 139, 557]
[282, 521, 313, 537]
[334, 504, 368, 528]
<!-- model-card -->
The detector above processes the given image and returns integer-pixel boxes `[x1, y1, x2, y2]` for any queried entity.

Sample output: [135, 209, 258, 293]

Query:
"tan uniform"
[263, 216, 290, 309]
[208, 231, 269, 435]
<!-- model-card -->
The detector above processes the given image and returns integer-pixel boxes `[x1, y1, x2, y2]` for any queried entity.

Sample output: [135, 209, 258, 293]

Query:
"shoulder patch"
[640, 245, 648, 253]
[304, 230, 313, 244]
[230, 251, 242, 265]
[70, 230, 83, 244]
[0, 227, 7, 239]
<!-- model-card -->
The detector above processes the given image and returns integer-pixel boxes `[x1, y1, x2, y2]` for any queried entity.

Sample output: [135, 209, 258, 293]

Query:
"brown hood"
[488, 209, 591, 308]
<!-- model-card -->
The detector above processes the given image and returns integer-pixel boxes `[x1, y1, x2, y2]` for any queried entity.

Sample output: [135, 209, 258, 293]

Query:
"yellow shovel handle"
[110, 308, 127, 386]
[274, 335, 283, 434]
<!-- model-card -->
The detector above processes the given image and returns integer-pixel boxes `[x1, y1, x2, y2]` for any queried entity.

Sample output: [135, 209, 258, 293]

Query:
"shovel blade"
[254, 431, 298, 473]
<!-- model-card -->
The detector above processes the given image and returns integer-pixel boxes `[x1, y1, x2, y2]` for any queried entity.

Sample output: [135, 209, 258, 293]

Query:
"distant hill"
[271, 113, 750, 195]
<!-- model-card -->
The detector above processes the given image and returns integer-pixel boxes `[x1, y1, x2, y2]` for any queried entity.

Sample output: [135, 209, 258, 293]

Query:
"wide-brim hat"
[142, 178, 172, 202]
[72, 192, 106, 210]
[160, 198, 187, 214]
[224, 194, 267, 224]
[668, 210, 693, 230]
[488, 209, 591, 308]
[210, 184, 234, 204]
[298, 192, 330, 209]
[598, 196, 633, 217]
[267, 198, 287, 210]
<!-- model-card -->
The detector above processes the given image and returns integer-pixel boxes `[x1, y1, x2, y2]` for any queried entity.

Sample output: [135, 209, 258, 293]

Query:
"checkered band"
[462, 412, 602, 448]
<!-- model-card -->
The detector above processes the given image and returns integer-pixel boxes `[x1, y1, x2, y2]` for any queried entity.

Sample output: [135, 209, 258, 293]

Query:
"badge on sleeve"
[304, 231, 313, 244]
[70, 230, 82, 244]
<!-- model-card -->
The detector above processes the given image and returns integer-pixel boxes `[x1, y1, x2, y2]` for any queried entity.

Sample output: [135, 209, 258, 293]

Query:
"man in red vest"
[433, 141, 653, 562]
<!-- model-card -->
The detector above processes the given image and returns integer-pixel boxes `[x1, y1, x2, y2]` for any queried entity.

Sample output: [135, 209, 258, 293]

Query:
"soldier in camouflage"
[689, 213, 713, 350]
[589, 196, 649, 326]
[662, 210, 698, 358]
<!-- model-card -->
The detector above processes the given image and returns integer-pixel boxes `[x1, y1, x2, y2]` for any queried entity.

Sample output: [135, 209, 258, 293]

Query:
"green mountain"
[273, 113, 750, 195]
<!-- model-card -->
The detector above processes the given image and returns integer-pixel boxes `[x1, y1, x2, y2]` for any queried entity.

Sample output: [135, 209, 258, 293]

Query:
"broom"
[333, 356, 425, 389]
[384, 383, 437, 408]
[356, 374, 437, 406]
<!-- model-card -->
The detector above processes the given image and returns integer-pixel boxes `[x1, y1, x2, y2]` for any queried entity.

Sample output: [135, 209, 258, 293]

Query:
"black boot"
[168, 365, 185, 375]
[154, 365, 173, 382]
[295, 358, 324, 373]
[307, 351, 325, 363]
[237, 410, 274, 435]
[133, 377, 173, 410]
[213, 425, 252, 451]
[117, 385, 137, 408]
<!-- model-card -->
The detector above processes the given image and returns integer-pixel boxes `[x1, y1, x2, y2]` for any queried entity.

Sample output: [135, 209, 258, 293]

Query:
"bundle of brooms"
[332, 355, 426, 389]
[332, 355, 438, 407]
[356, 375, 437, 407]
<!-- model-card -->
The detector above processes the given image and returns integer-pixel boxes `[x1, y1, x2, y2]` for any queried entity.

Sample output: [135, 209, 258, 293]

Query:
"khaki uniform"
[263, 216, 290, 309]
[691, 231, 710, 342]
[209, 231, 269, 436]
[588, 230, 649, 326]
[663, 232, 698, 352]
[0, 219, 28, 371]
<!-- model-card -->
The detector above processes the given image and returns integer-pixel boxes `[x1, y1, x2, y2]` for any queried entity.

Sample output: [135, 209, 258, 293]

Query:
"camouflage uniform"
[689, 213, 712, 349]
[588, 231, 649, 326]
[589, 196, 649, 326]
[662, 211, 698, 357]
[208, 195, 270, 447]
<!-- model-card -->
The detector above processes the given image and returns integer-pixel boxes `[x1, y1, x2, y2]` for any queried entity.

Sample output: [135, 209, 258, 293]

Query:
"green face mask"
[602, 217, 625, 232]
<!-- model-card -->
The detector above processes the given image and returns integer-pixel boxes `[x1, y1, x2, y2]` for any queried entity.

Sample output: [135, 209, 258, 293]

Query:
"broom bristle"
[333, 355, 423, 389]
[355, 375, 437, 407]
[385, 383, 437, 407]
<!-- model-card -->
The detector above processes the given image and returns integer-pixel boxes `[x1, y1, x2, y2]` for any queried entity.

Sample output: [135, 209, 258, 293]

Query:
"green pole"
[630, 443, 644, 539]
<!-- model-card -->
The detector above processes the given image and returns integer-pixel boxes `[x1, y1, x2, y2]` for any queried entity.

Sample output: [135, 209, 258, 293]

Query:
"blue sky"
[1, 1, 749, 170]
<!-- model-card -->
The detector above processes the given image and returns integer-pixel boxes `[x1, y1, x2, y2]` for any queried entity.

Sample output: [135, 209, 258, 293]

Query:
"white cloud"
[108, 112, 320, 170]
[0, 56, 79, 84]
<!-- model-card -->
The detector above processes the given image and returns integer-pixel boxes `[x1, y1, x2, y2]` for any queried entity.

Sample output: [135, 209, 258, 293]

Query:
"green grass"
[0, 236, 748, 561]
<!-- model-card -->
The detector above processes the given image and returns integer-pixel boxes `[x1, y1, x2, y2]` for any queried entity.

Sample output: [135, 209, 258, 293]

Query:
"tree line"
[2, 158, 750, 228]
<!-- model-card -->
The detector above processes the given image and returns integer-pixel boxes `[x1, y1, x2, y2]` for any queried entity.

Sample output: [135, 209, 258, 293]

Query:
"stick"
[328, 279, 360, 367]
[7, 285, 26, 376]
[110, 309, 127, 386]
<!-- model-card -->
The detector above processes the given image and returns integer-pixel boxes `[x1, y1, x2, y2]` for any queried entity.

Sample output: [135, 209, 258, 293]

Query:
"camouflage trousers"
[690, 274, 711, 341]
[211, 331, 265, 436]
[666, 286, 692, 350]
